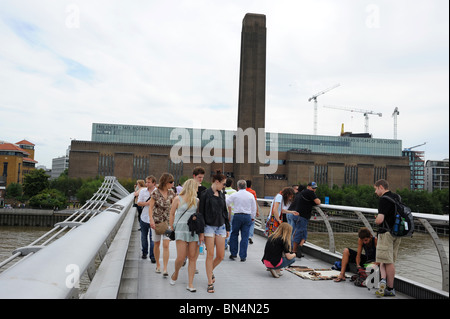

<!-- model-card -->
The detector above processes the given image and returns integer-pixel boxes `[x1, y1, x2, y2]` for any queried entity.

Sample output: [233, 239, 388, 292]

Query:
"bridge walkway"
[119, 215, 412, 299]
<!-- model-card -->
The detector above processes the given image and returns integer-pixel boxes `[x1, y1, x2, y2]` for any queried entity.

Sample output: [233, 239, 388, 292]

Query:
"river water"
[0, 226, 448, 291]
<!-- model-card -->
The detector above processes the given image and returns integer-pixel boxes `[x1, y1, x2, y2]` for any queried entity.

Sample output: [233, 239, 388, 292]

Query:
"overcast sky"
[1, 0, 448, 169]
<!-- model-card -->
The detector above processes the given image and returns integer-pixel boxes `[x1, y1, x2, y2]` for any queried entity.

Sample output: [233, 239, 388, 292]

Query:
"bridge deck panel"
[123, 218, 412, 299]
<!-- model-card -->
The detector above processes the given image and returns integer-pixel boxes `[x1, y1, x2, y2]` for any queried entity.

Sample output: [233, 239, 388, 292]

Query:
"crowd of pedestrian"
[135, 169, 403, 297]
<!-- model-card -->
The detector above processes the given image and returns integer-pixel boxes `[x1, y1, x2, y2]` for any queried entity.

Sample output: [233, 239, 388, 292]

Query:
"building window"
[345, 165, 358, 185]
[133, 156, 150, 180]
[314, 165, 328, 185]
[2, 162, 7, 177]
[17, 163, 21, 183]
[98, 154, 114, 177]
[374, 166, 387, 183]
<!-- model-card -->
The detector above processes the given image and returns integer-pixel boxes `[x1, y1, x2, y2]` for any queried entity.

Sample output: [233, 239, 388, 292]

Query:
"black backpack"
[381, 195, 414, 237]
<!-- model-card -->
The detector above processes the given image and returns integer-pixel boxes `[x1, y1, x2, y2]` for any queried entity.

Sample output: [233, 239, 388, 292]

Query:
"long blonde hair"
[269, 223, 293, 250]
[179, 179, 198, 209]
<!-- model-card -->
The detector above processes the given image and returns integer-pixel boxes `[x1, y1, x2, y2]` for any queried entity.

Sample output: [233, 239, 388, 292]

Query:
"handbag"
[165, 206, 190, 240]
[166, 227, 176, 241]
[155, 221, 168, 235]
[264, 205, 281, 236]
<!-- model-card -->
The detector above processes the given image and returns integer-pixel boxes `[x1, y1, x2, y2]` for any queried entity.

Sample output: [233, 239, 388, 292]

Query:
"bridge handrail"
[0, 177, 132, 299]
[0, 177, 130, 270]
[0, 194, 134, 299]
[256, 198, 449, 293]
[320, 204, 449, 222]
[257, 198, 449, 222]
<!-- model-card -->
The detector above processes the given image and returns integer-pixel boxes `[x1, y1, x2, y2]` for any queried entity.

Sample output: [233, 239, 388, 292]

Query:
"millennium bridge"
[0, 177, 448, 300]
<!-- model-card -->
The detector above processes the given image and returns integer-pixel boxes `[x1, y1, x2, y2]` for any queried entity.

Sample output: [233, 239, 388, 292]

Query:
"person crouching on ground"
[262, 223, 296, 278]
[334, 227, 377, 282]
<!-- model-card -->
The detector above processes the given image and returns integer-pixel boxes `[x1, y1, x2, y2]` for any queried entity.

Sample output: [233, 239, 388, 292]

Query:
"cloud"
[0, 0, 448, 169]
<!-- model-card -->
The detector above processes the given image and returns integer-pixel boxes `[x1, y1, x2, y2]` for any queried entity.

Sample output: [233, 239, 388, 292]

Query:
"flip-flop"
[333, 276, 346, 282]
[207, 284, 215, 293]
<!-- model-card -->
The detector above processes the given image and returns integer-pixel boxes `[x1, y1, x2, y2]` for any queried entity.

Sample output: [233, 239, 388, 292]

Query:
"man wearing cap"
[289, 182, 321, 258]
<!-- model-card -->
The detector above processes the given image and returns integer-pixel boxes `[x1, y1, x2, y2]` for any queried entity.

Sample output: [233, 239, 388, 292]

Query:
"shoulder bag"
[165, 206, 190, 240]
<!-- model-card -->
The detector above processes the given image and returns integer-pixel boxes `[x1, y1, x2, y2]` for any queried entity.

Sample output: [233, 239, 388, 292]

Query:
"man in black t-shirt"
[289, 182, 321, 257]
[374, 179, 401, 297]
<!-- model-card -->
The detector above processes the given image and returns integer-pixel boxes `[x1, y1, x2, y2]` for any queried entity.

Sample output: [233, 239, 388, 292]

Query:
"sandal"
[334, 276, 346, 282]
[212, 274, 215, 283]
[207, 284, 215, 293]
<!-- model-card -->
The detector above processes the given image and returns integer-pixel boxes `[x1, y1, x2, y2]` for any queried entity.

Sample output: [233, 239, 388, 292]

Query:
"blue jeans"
[204, 224, 227, 237]
[140, 220, 155, 259]
[249, 219, 255, 238]
[293, 216, 309, 244]
[286, 213, 296, 229]
[271, 256, 296, 270]
[230, 213, 252, 259]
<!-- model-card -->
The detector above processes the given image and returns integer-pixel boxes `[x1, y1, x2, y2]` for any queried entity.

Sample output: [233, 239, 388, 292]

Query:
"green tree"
[50, 174, 83, 199]
[5, 182, 24, 207]
[23, 169, 50, 198]
[432, 188, 449, 214]
[315, 183, 447, 215]
[29, 189, 67, 209]
[5, 182, 23, 198]
[397, 188, 442, 214]
[118, 178, 136, 193]
[76, 178, 104, 205]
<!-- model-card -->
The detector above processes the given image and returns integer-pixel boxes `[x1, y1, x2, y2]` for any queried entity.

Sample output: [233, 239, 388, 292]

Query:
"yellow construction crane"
[308, 84, 340, 135]
[323, 105, 382, 134]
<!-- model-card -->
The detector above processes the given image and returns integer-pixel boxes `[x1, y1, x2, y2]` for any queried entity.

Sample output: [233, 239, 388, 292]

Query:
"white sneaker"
[376, 279, 386, 296]
[170, 273, 176, 285]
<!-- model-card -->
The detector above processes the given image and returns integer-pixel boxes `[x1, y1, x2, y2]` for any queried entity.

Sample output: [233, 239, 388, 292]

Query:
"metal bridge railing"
[0, 177, 132, 299]
[255, 199, 449, 294]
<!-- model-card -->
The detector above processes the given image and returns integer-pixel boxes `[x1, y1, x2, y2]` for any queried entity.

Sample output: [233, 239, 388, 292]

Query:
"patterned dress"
[173, 196, 199, 242]
[151, 188, 175, 224]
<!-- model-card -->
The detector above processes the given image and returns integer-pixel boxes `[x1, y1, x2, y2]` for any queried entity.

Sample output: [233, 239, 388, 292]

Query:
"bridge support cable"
[0, 193, 134, 298]
[418, 218, 449, 292]
[0, 177, 132, 287]
[314, 206, 336, 253]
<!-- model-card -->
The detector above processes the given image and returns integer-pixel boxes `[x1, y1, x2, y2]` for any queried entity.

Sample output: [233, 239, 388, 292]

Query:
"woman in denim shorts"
[198, 171, 230, 293]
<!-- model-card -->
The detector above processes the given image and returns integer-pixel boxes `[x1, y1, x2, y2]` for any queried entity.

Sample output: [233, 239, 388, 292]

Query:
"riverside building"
[68, 14, 410, 196]
[68, 123, 410, 197]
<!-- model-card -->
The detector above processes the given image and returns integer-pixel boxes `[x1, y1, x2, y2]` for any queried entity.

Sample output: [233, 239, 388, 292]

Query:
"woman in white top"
[269, 187, 296, 225]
